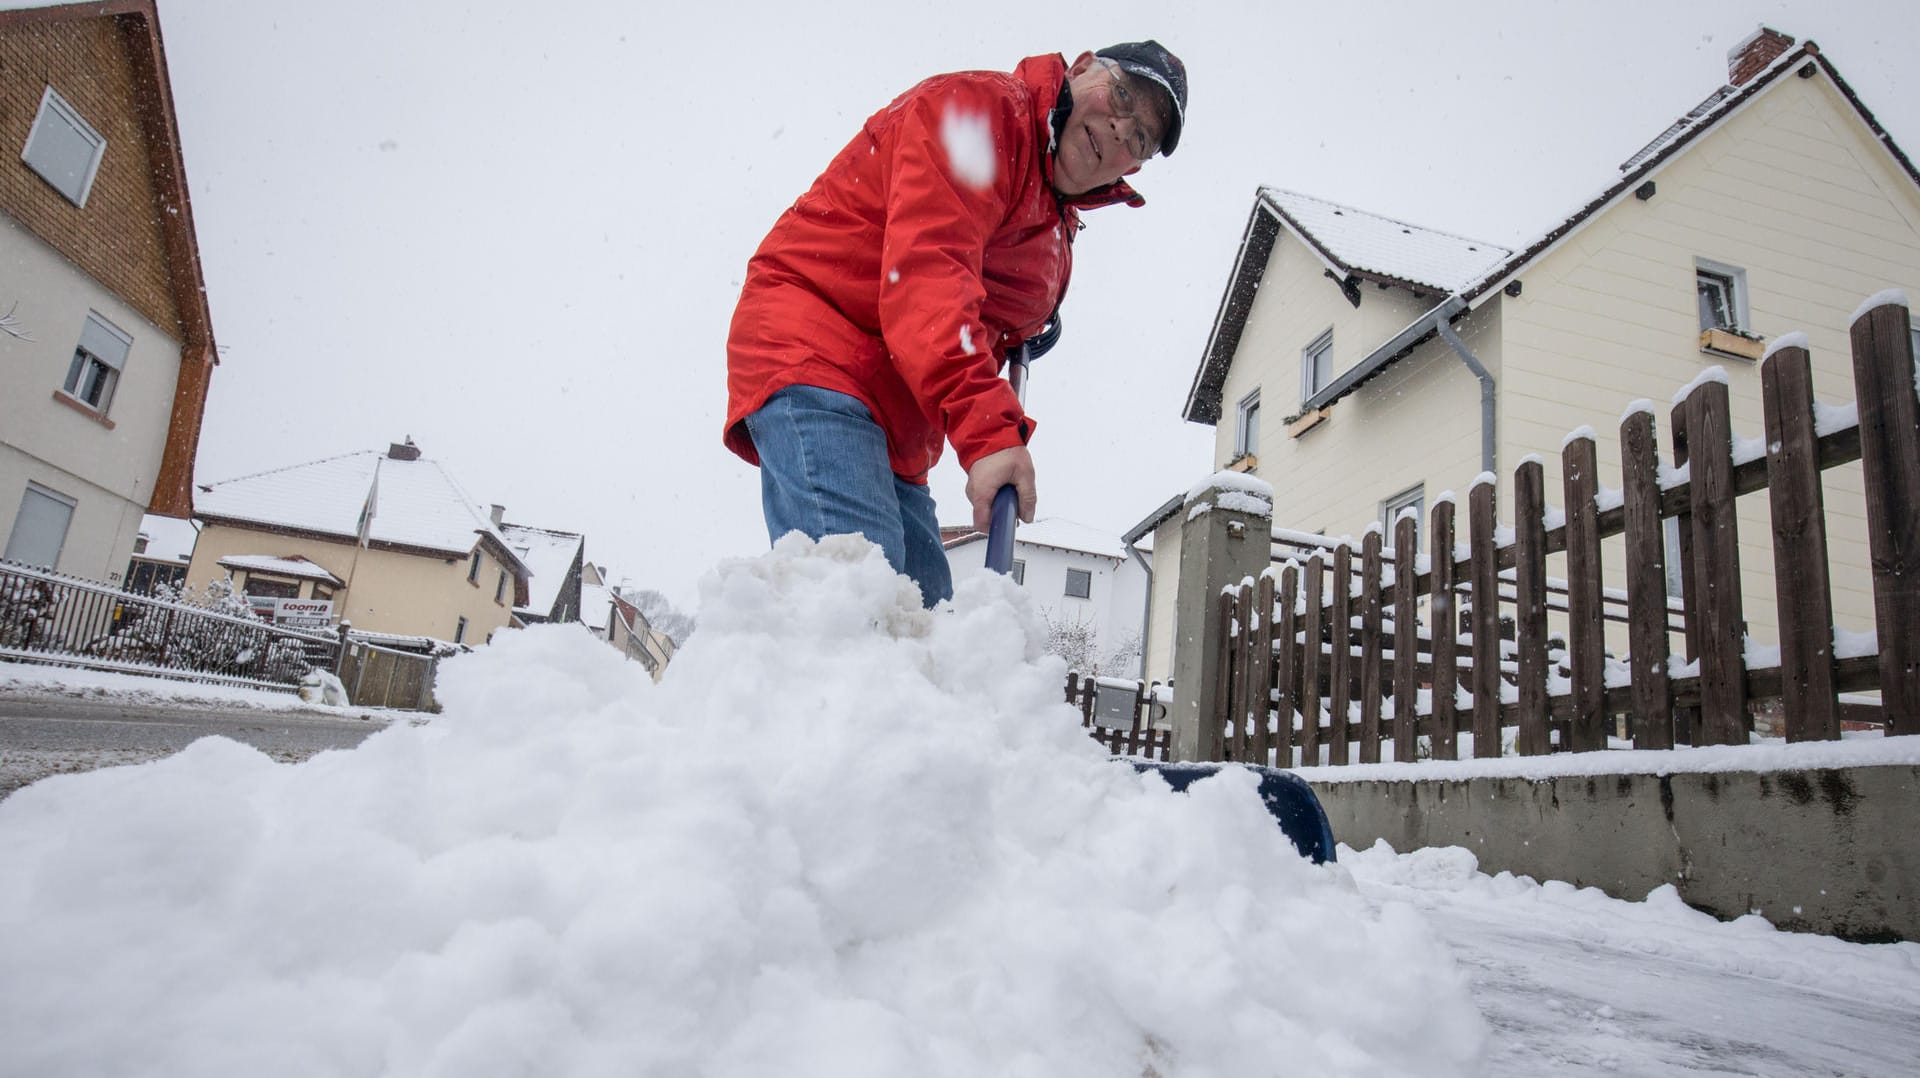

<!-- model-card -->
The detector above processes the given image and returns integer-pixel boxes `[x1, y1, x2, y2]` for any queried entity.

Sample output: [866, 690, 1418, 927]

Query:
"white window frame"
[1381, 484, 1425, 550]
[61, 312, 132, 415]
[22, 85, 107, 208]
[1065, 567, 1092, 600]
[5, 482, 78, 569]
[1695, 258, 1749, 333]
[1301, 329, 1334, 406]
[1233, 389, 1261, 458]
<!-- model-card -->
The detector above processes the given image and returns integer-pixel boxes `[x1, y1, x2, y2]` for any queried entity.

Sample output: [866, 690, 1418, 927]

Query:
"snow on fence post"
[1428, 497, 1459, 760]
[1621, 408, 1675, 750]
[1513, 457, 1552, 756]
[1681, 376, 1750, 745]
[1168, 474, 1273, 762]
[1562, 431, 1608, 751]
[1761, 339, 1840, 742]
[1469, 479, 1503, 758]
[1849, 297, 1920, 735]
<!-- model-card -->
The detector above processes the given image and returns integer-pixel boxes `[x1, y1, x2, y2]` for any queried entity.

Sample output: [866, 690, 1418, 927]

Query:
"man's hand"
[965, 445, 1037, 533]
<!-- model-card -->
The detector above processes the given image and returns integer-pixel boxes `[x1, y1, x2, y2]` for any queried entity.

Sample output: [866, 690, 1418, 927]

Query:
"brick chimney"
[1727, 27, 1794, 86]
[387, 437, 420, 462]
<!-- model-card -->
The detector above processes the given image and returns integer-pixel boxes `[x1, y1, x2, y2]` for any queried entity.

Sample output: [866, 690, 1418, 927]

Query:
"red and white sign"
[274, 598, 335, 627]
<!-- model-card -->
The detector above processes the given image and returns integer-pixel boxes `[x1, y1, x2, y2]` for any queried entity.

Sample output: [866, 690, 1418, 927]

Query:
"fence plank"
[1300, 555, 1326, 766]
[1513, 458, 1551, 755]
[1850, 300, 1920, 735]
[1563, 434, 1608, 751]
[1359, 529, 1385, 764]
[1275, 563, 1301, 769]
[1429, 499, 1460, 760]
[1469, 480, 1504, 758]
[1251, 572, 1276, 765]
[1212, 588, 1235, 758]
[1762, 343, 1840, 742]
[1328, 543, 1353, 766]
[1232, 579, 1255, 762]
[1686, 378, 1750, 745]
[1622, 408, 1676, 749]
[1392, 515, 1419, 761]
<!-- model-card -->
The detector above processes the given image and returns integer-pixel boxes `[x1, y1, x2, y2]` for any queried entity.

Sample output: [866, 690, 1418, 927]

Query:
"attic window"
[1300, 330, 1334, 405]
[22, 86, 106, 207]
[1695, 259, 1748, 332]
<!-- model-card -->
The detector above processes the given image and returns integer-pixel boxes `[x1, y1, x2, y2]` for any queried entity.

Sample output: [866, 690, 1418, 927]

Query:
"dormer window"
[22, 86, 106, 207]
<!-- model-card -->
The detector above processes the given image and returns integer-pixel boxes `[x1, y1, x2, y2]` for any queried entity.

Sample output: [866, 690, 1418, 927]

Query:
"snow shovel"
[984, 314, 1061, 575]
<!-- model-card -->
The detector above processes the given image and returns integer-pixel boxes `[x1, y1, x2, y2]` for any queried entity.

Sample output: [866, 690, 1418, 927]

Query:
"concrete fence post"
[1168, 473, 1274, 762]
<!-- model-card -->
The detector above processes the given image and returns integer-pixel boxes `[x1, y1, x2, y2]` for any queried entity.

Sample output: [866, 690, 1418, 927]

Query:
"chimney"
[387, 436, 421, 462]
[1727, 26, 1794, 87]
[490, 504, 506, 527]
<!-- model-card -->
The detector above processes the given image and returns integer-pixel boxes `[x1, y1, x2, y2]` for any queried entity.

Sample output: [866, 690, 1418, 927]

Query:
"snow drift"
[0, 535, 1484, 1076]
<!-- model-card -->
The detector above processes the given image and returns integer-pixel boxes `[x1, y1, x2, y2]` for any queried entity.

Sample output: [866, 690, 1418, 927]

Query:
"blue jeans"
[745, 385, 953, 607]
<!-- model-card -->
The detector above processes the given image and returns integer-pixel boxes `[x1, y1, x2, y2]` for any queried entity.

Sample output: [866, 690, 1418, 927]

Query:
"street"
[0, 690, 388, 799]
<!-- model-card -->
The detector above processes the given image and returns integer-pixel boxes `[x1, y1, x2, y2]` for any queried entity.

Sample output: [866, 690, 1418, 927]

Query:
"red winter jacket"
[724, 53, 1143, 483]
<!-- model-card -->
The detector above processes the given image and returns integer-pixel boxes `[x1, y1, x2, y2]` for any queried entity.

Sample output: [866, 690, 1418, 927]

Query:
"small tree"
[1039, 608, 1141, 678]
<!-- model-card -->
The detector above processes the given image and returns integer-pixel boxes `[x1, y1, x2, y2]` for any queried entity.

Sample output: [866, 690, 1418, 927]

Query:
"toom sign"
[274, 599, 334, 627]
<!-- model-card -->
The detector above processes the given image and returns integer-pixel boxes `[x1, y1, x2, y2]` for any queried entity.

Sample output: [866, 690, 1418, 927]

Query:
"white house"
[945, 518, 1149, 678]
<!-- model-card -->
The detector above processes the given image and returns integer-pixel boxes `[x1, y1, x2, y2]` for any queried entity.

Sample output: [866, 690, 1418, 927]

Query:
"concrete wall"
[1314, 765, 1920, 942]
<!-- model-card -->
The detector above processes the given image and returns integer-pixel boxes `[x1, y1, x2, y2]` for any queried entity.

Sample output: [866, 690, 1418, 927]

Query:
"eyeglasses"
[1094, 57, 1163, 161]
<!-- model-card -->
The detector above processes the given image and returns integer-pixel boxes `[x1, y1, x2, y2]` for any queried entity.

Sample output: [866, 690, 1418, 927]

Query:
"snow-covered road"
[1350, 843, 1920, 1076]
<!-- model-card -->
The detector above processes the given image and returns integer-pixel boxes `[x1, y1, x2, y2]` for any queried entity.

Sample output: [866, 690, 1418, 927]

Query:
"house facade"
[945, 518, 1149, 677]
[0, 0, 214, 583]
[1149, 28, 1920, 680]
[185, 441, 532, 646]
[501, 522, 584, 625]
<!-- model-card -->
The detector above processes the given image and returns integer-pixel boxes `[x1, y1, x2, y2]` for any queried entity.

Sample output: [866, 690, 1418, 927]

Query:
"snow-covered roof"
[1257, 188, 1512, 294]
[135, 514, 199, 564]
[944, 518, 1128, 561]
[500, 524, 583, 616]
[579, 582, 614, 632]
[195, 450, 526, 576]
[215, 554, 344, 586]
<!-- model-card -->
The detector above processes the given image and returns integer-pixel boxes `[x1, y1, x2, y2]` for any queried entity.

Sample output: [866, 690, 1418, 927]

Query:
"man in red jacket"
[726, 41, 1187, 606]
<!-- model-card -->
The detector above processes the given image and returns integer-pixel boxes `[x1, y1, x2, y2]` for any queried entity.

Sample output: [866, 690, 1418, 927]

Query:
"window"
[1381, 484, 1425, 549]
[454, 616, 469, 644]
[1234, 389, 1261, 458]
[22, 86, 106, 207]
[1695, 259, 1748, 332]
[1065, 567, 1092, 599]
[241, 576, 299, 599]
[5, 483, 76, 568]
[61, 313, 131, 415]
[1301, 330, 1334, 405]
[495, 570, 508, 603]
[311, 583, 335, 602]
[467, 550, 482, 583]
[1011, 558, 1026, 585]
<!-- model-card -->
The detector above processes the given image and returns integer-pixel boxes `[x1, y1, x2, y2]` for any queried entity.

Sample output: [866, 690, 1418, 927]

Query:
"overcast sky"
[104, 0, 1913, 606]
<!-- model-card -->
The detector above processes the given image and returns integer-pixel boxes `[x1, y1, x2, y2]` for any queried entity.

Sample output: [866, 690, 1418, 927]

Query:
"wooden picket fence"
[1065, 671, 1172, 760]
[1216, 298, 1917, 767]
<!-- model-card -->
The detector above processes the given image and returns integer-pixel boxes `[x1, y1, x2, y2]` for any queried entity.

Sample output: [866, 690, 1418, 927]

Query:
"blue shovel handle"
[985, 484, 1018, 574]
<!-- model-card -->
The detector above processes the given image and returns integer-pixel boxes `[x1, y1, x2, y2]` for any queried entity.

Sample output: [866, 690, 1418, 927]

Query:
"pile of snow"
[0, 536, 1484, 1076]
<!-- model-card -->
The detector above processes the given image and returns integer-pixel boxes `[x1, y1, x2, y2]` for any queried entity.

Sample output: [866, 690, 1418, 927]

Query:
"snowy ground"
[2, 539, 1916, 1076]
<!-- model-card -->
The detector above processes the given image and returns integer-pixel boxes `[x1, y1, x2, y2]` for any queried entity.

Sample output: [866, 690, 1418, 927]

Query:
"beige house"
[1143, 28, 1920, 683]
[578, 564, 678, 680]
[185, 440, 532, 647]
[0, 0, 215, 583]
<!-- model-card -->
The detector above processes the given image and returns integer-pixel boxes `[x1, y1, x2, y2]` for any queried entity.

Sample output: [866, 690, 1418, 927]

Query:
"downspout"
[1435, 315, 1496, 476]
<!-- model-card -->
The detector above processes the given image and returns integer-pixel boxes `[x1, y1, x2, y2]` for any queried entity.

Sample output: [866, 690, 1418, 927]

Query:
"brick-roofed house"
[185, 440, 532, 646]
[1138, 27, 1920, 683]
[0, 0, 216, 583]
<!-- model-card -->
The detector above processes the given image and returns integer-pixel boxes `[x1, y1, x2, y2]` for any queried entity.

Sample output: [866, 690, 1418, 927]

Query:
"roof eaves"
[1123, 493, 1186, 546]
[1184, 200, 1282, 425]
[1302, 295, 1468, 413]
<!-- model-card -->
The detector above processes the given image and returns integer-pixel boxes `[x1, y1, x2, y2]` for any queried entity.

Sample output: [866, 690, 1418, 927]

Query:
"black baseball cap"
[1094, 40, 1187, 155]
